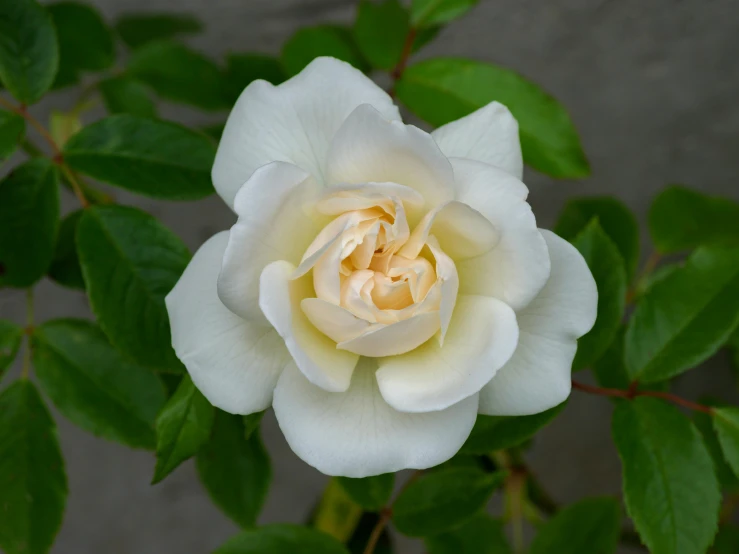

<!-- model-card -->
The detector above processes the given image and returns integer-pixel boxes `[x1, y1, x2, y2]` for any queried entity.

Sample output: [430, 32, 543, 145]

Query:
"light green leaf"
[76, 205, 190, 371]
[337, 473, 394, 511]
[649, 186, 739, 254]
[223, 53, 285, 104]
[0, 109, 25, 163]
[0, 319, 23, 381]
[214, 524, 350, 554]
[197, 410, 271, 528]
[625, 246, 739, 382]
[411, 0, 479, 27]
[152, 375, 214, 484]
[47, 209, 84, 290]
[460, 402, 565, 455]
[49, 109, 81, 147]
[425, 513, 511, 554]
[0, 380, 67, 554]
[353, 0, 411, 71]
[0, 158, 59, 287]
[528, 497, 620, 554]
[127, 40, 227, 111]
[281, 25, 369, 77]
[712, 407, 739, 481]
[313, 479, 363, 543]
[64, 114, 215, 200]
[555, 196, 640, 278]
[0, 0, 59, 104]
[570, 220, 627, 370]
[397, 58, 589, 178]
[116, 12, 203, 49]
[32, 319, 167, 449]
[98, 76, 157, 118]
[392, 468, 505, 537]
[612, 397, 720, 554]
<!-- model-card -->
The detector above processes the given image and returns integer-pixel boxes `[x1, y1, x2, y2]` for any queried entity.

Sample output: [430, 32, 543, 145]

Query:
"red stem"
[572, 380, 713, 415]
[388, 28, 417, 98]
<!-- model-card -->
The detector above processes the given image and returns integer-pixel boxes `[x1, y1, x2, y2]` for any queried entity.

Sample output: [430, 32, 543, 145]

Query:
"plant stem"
[388, 28, 417, 98]
[363, 470, 422, 554]
[626, 250, 662, 304]
[21, 288, 34, 380]
[571, 380, 713, 414]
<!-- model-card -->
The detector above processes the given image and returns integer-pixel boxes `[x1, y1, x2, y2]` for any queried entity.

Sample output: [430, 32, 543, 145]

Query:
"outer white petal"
[273, 359, 479, 477]
[325, 104, 455, 208]
[212, 57, 400, 208]
[218, 162, 324, 323]
[432, 101, 523, 179]
[165, 232, 289, 415]
[377, 295, 518, 413]
[336, 312, 440, 357]
[259, 260, 359, 392]
[450, 157, 528, 203]
[479, 230, 598, 416]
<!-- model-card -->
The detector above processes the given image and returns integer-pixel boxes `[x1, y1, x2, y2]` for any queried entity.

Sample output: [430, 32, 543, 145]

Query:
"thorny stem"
[388, 28, 417, 98]
[363, 470, 422, 554]
[20, 288, 34, 380]
[571, 380, 714, 414]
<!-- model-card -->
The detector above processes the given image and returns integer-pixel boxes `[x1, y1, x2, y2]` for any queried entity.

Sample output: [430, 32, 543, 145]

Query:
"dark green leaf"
[76, 205, 190, 370]
[153, 375, 214, 484]
[392, 468, 505, 537]
[223, 53, 285, 104]
[128, 41, 227, 111]
[98, 76, 157, 118]
[0, 0, 59, 104]
[201, 122, 225, 142]
[713, 526, 739, 554]
[396, 58, 589, 178]
[48, 209, 84, 289]
[570, 220, 627, 370]
[411, 0, 479, 26]
[713, 407, 739, 481]
[214, 524, 349, 554]
[243, 411, 264, 440]
[461, 402, 565, 455]
[612, 397, 720, 554]
[555, 196, 640, 278]
[425, 513, 511, 554]
[0, 109, 25, 162]
[592, 328, 668, 393]
[635, 262, 681, 300]
[281, 25, 369, 77]
[64, 114, 215, 200]
[197, 410, 271, 528]
[0, 158, 59, 287]
[48, 2, 114, 89]
[348, 512, 393, 554]
[625, 246, 739, 382]
[0, 319, 23, 380]
[649, 186, 739, 254]
[116, 12, 203, 49]
[337, 473, 394, 511]
[529, 497, 620, 554]
[0, 380, 67, 554]
[694, 407, 739, 491]
[32, 319, 167, 449]
[353, 0, 411, 71]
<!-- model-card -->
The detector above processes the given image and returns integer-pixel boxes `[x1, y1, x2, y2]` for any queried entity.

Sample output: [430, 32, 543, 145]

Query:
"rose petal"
[337, 312, 440, 357]
[450, 157, 528, 202]
[316, 182, 424, 216]
[301, 298, 371, 343]
[165, 232, 290, 415]
[273, 359, 478, 477]
[426, 237, 459, 342]
[479, 230, 597, 415]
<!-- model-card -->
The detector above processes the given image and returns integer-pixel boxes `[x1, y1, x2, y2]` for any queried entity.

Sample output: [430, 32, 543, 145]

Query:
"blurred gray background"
[2, 0, 739, 552]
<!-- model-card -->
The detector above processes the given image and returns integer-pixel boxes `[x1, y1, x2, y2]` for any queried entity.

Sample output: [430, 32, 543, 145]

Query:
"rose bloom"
[165, 57, 597, 477]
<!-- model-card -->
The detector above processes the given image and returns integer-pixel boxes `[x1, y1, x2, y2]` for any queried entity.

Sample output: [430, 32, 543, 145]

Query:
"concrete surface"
[2, 0, 739, 552]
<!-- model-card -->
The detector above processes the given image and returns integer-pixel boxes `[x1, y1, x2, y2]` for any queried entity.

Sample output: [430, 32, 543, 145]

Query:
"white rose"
[165, 57, 597, 478]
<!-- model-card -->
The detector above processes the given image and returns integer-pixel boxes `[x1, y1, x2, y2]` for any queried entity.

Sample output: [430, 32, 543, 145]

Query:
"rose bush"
[165, 57, 597, 477]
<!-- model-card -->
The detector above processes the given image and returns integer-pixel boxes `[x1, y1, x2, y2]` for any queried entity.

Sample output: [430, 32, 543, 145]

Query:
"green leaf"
[47, 209, 84, 290]
[649, 186, 739, 254]
[528, 497, 620, 554]
[555, 196, 640, 278]
[714, 526, 739, 554]
[353, 0, 411, 71]
[313, 479, 363, 543]
[127, 41, 227, 111]
[214, 524, 350, 554]
[98, 76, 157, 118]
[32, 319, 167, 449]
[0, 319, 23, 381]
[0, 380, 67, 554]
[197, 410, 271, 528]
[243, 411, 265, 440]
[693, 407, 739, 491]
[337, 473, 394, 511]
[0, 158, 59, 287]
[0, 109, 25, 163]
[223, 53, 285, 104]
[115, 12, 203, 49]
[49, 109, 81, 148]
[410, 0, 479, 27]
[48, 2, 114, 89]
[397, 58, 589, 178]
[461, 402, 565, 455]
[76, 205, 190, 370]
[348, 512, 393, 554]
[570, 220, 627, 370]
[612, 397, 720, 554]
[712, 407, 739, 481]
[281, 25, 369, 77]
[392, 468, 505, 537]
[425, 513, 511, 554]
[152, 375, 214, 484]
[64, 114, 215, 200]
[0, 0, 59, 104]
[625, 245, 739, 382]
